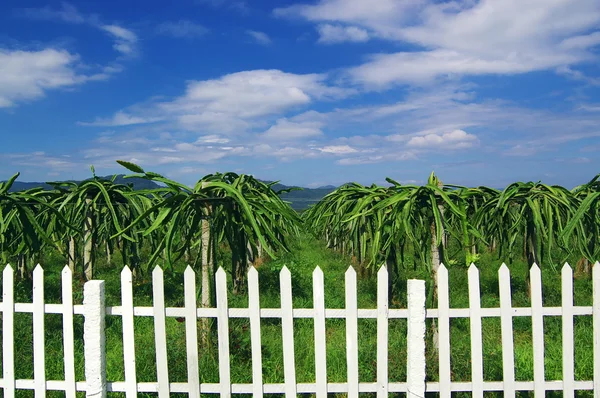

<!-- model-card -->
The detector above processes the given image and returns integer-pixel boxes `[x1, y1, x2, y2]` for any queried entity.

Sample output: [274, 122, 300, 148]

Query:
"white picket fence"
[1, 262, 599, 397]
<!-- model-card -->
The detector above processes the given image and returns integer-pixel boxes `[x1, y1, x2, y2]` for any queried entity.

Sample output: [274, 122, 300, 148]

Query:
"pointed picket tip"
[280, 265, 291, 277]
[216, 266, 227, 277]
[121, 265, 132, 276]
[530, 262, 540, 271]
[152, 265, 163, 276]
[468, 263, 479, 275]
[33, 264, 44, 275]
[377, 265, 388, 286]
[184, 265, 195, 275]
[248, 265, 258, 276]
[345, 266, 356, 275]
[438, 263, 448, 275]
[313, 265, 323, 276]
[62, 265, 72, 274]
[4, 263, 13, 273]
[562, 262, 572, 272]
[498, 263, 510, 275]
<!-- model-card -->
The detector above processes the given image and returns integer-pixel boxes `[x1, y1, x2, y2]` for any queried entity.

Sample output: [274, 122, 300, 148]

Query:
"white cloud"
[348, 49, 579, 87]
[246, 30, 272, 45]
[177, 112, 252, 133]
[406, 129, 479, 149]
[157, 20, 208, 38]
[84, 69, 351, 132]
[164, 70, 343, 117]
[556, 66, 600, 86]
[101, 25, 136, 42]
[293, 82, 600, 151]
[274, 0, 412, 31]
[6, 151, 79, 171]
[318, 145, 358, 154]
[559, 32, 600, 51]
[0, 48, 96, 108]
[196, 135, 230, 144]
[578, 104, 600, 112]
[82, 135, 232, 169]
[262, 119, 323, 140]
[273, 146, 314, 158]
[336, 156, 382, 165]
[336, 152, 416, 165]
[101, 25, 138, 55]
[78, 111, 162, 127]
[250, 145, 320, 162]
[277, 0, 600, 86]
[317, 24, 370, 44]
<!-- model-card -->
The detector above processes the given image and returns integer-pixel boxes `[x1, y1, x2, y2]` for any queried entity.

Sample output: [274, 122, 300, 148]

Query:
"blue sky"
[1, 0, 599, 188]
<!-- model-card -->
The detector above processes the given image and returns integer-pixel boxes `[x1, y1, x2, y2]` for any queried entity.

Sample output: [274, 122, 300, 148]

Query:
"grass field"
[0, 233, 595, 397]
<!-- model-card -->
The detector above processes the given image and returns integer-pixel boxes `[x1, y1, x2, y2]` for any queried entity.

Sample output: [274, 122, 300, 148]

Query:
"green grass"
[0, 233, 595, 397]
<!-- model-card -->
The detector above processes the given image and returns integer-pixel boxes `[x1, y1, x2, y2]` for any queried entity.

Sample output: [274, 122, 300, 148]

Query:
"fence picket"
[248, 267, 263, 398]
[407, 279, 426, 398]
[437, 264, 451, 398]
[345, 267, 359, 398]
[468, 264, 483, 398]
[312, 267, 327, 398]
[61, 266, 76, 398]
[562, 263, 575, 398]
[33, 265, 46, 398]
[499, 264, 515, 398]
[83, 280, 106, 398]
[3, 265, 15, 398]
[121, 267, 137, 398]
[530, 264, 545, 396]
[184, 266, 200, 398]
[280, 266, 297, 398]
[216, 267, 231, 398]
[594, 262, 600, 395]
[377, 266, 388, 397]
[152, 267, 170, 398]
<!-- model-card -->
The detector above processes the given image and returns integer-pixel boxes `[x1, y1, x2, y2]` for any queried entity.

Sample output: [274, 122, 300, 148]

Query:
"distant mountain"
[9, 181, 55, 192]
[263, 181, 337, 211]
[6, 176, 336, 211]
[317, 185, 337, 190]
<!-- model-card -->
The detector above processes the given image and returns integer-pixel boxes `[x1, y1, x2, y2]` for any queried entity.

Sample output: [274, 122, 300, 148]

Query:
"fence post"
[84, 280, 107, 398]
[407, 279, 426, 398]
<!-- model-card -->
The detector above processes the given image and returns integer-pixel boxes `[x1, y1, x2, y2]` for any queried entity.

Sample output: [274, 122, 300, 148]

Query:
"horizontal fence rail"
[0, 262, 599, 397]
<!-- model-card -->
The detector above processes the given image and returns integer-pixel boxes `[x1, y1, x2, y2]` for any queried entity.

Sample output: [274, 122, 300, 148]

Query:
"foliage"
[304, 172, 598, 284]
[0, 162, 300, 284]
[114, 163, 301, 283]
